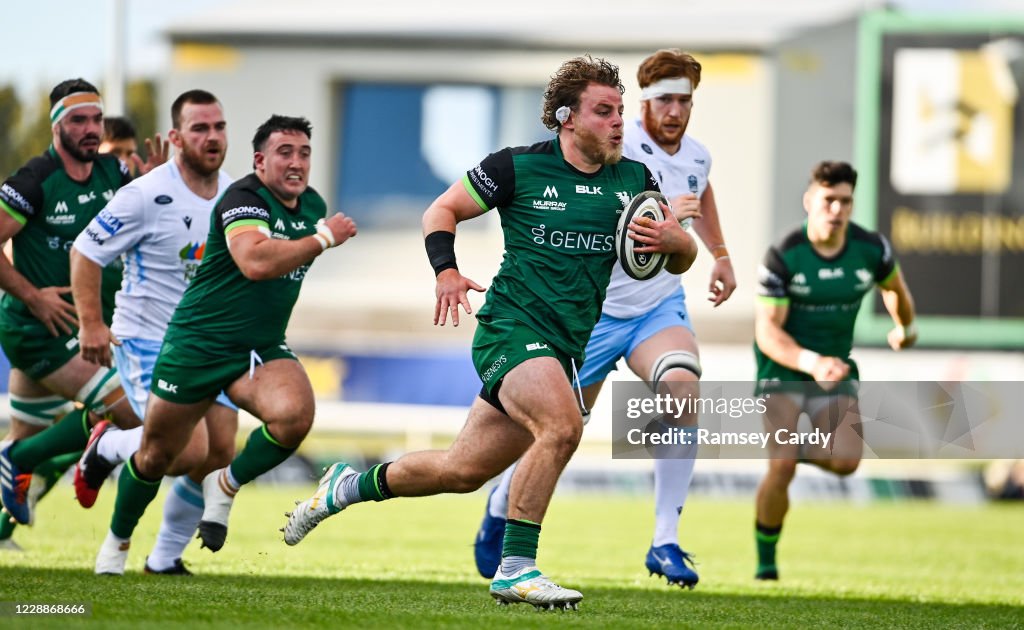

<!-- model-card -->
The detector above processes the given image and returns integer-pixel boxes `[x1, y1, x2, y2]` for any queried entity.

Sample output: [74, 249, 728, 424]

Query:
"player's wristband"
[797, 349, 821, 374]
[312, 233, 329, 251]
[711, 244, 729, 259]
[899, 322, 918, 338]
[316, 220, 336, 248]
[425, 230, 457, 276]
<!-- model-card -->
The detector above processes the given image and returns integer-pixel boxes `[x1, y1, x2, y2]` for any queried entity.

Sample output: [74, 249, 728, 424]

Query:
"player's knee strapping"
[649, 350, 702, 387]
[8, 394, 77, 427]
[75, 367, 126, 417]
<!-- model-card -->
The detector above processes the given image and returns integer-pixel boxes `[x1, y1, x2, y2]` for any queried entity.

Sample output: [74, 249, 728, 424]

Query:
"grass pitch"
[1, 482, 1022, 628]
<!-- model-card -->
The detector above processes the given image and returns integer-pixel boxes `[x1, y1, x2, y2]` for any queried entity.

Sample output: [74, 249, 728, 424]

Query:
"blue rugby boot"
[645, 543, 699, 589]
[0, 441, 32, 525]
[473, 486, 506, 578]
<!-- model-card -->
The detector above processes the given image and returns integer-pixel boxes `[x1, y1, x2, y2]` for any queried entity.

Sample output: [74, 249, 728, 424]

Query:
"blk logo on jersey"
[155, 195, 173, 205]
[183, 216, 192, 229]
[641, 143, 654, 154]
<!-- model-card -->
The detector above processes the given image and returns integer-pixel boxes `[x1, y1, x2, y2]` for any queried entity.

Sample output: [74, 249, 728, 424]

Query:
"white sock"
[97, 426, 143, 464]
[146, 477, 203, 571]
[488, 463, 516, 518]
[223, 466, 241, 491]
[104, 529, 131, 546]
[651, 453, 697, 547]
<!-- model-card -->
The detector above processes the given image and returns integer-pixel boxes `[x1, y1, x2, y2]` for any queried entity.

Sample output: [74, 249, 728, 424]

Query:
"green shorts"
[472, 316, 575, 396]
[0, 307, 80, 380]
[753, 345, 860, 399]
[150, 339, 298, 405]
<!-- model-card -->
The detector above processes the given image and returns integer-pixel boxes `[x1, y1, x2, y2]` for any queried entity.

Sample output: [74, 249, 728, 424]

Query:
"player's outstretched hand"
[26, 285, 78, 337]
[322, 213, 358, 247]
[134, 133, 170, 175]
[434, 268, 484, 327]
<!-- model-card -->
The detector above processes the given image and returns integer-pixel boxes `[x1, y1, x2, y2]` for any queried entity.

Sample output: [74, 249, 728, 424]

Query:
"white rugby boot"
[282, 462, 356, 546]
[489, 565, 583, 610]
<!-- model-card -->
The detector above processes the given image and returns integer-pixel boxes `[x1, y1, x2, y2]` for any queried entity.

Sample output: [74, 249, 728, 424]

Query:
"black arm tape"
[425, 230, 458, 276]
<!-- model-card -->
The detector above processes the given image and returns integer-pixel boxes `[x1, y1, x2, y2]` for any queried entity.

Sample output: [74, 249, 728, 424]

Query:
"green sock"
[0, 510, 15, 540]
[109, 455, 161, 540]
[502, 519, 541, 559]
[9, 409, 89, 470]
[755, 522, 781, 574]
[228, 426, 295, 486]
[356, 463, 394, 502]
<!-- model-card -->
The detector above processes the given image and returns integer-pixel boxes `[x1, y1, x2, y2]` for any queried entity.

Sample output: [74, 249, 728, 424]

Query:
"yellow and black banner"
[857, 13, 1024, 348]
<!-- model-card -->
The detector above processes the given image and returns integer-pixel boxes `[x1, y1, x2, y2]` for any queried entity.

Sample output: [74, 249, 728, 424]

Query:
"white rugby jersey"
[73, 160, 233, 340]
[601, 118, 712, 319]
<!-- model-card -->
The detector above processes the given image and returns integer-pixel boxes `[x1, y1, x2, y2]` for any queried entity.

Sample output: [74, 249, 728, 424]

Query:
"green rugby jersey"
[755, 221, 898, 359]
[162, 173, 326, 353]
[0, 146, 130, 324]
[463, 137, 659, 361]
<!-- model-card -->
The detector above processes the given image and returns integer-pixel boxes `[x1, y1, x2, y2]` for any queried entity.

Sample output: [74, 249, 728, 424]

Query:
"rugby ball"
[616, 191, 669, 280]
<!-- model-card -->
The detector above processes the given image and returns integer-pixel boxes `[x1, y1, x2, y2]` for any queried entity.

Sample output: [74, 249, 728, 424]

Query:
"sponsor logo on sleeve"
[84, 227, 106, 246]
[95, 209, 124, 235]
[222, 205, 271, 223]
[0, 184, 33, 214]
[470, 164, 498, 193]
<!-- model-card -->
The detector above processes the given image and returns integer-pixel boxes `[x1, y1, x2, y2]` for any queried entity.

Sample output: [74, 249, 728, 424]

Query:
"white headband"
[640, 78, 692, 100]
[50, 91, 103, 125]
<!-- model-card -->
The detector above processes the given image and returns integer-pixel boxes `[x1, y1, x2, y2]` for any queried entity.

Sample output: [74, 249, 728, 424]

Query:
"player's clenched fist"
[319, 213, 358, 248]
